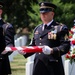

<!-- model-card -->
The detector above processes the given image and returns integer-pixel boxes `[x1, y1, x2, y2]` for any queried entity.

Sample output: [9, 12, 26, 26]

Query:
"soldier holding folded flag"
[19, 1, 70, 75]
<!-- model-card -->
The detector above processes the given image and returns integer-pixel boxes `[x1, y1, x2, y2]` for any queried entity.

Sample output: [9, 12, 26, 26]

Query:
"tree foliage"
[28, 0, 75, 30]
[1, 0, 75, 33]
[2, 0, 38, 31]
[53, 0, 75, 28]
[61, 0, 75, 3]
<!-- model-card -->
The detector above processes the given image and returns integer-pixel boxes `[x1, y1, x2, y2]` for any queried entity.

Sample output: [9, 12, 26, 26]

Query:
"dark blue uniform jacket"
[0, 19, 15, 74]
[24, 21, 70, 75]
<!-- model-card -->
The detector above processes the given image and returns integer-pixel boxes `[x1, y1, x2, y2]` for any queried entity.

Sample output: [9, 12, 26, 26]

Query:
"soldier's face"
[40, 11, 54, 23]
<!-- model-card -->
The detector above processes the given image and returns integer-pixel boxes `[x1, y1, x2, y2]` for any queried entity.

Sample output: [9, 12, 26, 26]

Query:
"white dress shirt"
[42, 19, 53, 31]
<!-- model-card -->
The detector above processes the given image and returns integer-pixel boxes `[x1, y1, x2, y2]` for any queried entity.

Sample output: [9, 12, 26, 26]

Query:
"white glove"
[18, 50, 26, 55]
[1, 47, 10, 54]
[42, 46, 52, 55]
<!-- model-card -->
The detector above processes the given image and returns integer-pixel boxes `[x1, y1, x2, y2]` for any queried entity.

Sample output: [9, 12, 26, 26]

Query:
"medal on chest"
[48, 29, 57, 40]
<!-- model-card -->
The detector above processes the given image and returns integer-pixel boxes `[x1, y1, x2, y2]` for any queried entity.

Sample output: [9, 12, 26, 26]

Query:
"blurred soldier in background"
[0, 1, 15, 75]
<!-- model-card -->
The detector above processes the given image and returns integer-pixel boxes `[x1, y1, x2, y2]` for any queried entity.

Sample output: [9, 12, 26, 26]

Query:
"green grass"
[10, 54, 27, 75]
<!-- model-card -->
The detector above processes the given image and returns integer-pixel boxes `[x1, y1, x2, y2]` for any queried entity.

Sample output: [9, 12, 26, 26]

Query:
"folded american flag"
[1, 46, 42, 54]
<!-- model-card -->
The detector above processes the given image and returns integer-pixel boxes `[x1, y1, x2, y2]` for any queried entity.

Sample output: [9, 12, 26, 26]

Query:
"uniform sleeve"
[52, 25, 70, 56]
[24, 25, 41, 58]
[5, 24, 15, 47]
[29, 37, 35, 46]
[29, 26, 39, 46]
[24, 29, 36, 58]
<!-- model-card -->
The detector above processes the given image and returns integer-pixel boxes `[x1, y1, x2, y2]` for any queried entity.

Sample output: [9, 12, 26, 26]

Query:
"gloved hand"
[18, 50, 26, 55]
[42, 45, 52, 55]
[1, 47, 10, 54]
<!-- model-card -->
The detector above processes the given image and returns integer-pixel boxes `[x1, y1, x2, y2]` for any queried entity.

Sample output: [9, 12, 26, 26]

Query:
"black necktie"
[44, 24, 47, 29]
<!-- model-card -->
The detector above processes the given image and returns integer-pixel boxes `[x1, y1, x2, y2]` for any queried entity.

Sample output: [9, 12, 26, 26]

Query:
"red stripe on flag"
[10, 47, 18, 51]
[23, 46, 42, 53]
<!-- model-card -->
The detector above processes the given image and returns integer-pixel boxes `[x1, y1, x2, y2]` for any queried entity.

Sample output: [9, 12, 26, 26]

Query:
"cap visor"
[40, 8, 53, 13]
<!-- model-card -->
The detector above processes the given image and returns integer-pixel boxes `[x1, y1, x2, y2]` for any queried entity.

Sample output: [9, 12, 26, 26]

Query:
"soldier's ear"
[51, 12, 54, 16]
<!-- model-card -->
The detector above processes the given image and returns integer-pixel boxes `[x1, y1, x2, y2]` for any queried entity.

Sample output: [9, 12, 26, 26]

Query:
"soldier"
[19, 1, 70, 75]
[0, 1, 15, 75]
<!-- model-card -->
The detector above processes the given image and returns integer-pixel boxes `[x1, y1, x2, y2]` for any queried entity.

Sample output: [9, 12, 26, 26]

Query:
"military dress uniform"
[24, 21, 70, 75]
[0, 1, 15, 74]
[24, 2, 70, 75]
[0, 19, 15, 74]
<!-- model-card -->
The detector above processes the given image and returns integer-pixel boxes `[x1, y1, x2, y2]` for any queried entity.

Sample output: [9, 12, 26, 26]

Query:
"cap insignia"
[41, 3, 44, 6]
